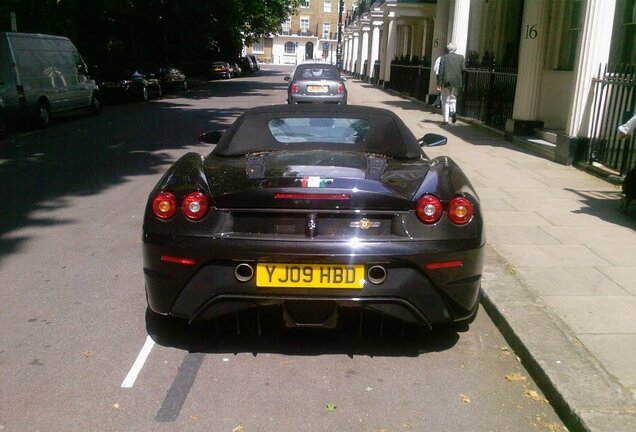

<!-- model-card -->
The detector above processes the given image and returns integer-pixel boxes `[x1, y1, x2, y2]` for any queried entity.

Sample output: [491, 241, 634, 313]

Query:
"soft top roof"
[211, 105, 424, 159]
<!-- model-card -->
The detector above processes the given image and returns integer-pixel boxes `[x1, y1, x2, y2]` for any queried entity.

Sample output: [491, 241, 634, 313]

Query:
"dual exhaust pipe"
[233, 263, 387, 285]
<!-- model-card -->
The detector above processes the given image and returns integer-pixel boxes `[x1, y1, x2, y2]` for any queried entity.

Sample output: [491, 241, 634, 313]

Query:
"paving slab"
[345, 77, 636, 432]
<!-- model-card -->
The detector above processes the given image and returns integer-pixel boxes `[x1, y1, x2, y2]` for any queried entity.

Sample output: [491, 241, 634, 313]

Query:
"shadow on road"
[146, 307, 461, 357]
[0, 70, 289, 265]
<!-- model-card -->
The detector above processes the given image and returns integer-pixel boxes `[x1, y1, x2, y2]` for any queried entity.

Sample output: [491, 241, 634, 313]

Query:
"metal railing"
[461, 67, 517, 131]
[587, 63, 636, 175]
[388, 63, 431, 102]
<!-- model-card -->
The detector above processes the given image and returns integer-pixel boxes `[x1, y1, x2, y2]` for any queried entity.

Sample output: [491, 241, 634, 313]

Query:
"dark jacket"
[437, 52, 465, 89]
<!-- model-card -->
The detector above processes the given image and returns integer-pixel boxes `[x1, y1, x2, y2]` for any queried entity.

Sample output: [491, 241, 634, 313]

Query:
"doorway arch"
[305, 42, 314, 60]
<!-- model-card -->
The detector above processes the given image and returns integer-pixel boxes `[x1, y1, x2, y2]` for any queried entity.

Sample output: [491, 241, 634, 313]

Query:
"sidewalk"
[344, 77, 636, 432]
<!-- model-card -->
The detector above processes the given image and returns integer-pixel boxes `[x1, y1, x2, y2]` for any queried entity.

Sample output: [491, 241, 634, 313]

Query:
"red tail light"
[152, 192, 177, 220]
[275, 192, 350, 200]
[161, 255, 197, 265]
[448, 196, 474, 225]
[416, 194, 443, 224]
[338, 82, 345, 93]
[290, 82, 299, 93]
[182, 192, 209, 220]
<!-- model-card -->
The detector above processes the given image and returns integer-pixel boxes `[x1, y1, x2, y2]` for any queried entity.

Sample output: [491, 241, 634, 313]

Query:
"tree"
[0, 0, 300, 67]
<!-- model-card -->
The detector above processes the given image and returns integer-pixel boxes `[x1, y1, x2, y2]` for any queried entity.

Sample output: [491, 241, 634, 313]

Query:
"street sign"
[323, 42, 329, 50]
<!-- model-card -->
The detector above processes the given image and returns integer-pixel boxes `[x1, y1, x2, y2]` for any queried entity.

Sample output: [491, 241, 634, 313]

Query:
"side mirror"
[284, 76, 291, 81]
[199, 131, 223, 144]
[420, 133, 447, 147]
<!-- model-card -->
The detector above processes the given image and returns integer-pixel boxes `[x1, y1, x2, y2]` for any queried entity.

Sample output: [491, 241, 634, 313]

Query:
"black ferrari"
[143, 105, 485, 332]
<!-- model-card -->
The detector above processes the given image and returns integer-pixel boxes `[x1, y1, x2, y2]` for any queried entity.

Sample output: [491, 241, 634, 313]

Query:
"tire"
[141, 86, 149, 102]
[0, 113, 7, 138]
[36, 101, 50, 128]
[89, 93, 102, 115]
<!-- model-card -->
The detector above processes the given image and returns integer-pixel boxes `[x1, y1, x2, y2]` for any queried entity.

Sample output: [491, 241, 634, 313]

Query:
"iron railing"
[461, 67, 517, 131]
[587, 63, 636, 175]
[388, 63, 431, 102]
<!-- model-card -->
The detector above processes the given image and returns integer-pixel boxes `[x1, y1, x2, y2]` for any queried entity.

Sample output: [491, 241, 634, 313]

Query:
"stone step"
[512, 136, 557, 161]
[534, 128, 560, 144]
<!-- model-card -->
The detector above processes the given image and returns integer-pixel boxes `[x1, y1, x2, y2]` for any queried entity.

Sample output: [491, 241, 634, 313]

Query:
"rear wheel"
[36, 101, 50, 128]
[89, 93, 102, 115]
[0, 112, 7, 138]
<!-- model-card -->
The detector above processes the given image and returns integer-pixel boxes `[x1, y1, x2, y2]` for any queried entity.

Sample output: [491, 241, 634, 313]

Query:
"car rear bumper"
[143, 234, 484, 327]
[288, 94, 347, 104]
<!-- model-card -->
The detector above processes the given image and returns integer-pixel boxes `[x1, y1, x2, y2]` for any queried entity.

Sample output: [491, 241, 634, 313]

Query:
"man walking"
[437, 42, 465, 125]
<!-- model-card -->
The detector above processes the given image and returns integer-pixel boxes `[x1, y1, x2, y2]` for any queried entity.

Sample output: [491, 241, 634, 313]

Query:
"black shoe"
[451, 111, 457, 123]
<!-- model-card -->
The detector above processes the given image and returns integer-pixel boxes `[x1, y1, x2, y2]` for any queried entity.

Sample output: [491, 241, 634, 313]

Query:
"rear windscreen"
[268, 117, 370, 144]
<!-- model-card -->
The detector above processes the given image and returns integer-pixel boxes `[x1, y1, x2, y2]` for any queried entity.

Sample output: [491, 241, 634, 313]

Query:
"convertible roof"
[211, 105, 424, 159]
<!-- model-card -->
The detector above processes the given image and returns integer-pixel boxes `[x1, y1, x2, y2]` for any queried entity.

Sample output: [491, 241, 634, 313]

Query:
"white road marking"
[121, 336, 155, 388]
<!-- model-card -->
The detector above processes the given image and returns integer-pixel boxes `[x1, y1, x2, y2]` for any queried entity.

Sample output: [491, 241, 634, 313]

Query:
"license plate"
[256, 263, 364, 289]
[307, 85, 328, 93]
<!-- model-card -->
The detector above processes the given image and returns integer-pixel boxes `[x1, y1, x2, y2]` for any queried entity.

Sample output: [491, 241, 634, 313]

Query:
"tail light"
[448, 196, 474, 225]
[182, 191, 209, 220]
[290, 82, 299, 93]
[416, 194, 443, 224]
[338, 82, 345, 93]
[152, 192, 177, 220]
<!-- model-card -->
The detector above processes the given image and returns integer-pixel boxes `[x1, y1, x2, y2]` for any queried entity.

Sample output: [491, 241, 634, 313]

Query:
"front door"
[305, 42, 314, 60]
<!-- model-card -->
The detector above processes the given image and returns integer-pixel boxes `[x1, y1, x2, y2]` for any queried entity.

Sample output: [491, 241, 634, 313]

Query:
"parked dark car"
[237, 56, 256, 73]
[248, 55, 260, 71]
[209, 62, 232, 79]
[97, 68, 162, 102]
[230, 63, 242, 77]
[143, 105, 484, 332]
[156, 66, 188, 91]
[0, 97, 7, 139]
[285, 62, 347, 104]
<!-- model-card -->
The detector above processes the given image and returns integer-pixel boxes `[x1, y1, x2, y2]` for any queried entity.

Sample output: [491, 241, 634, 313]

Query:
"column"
[567, 0, 617, 137]
[379, 21, 388, 82]
[358, 26, 370, 77]
[511, 0, 550, 121]
[368, 20, 382, 81]
[352, 31, 360, 75]
[347, 34, 355, 72]
[343, 35, 351, 72]
[384, 13, 398, 85]
[428, 0, 450, 99]
[450, 0, 471, 56]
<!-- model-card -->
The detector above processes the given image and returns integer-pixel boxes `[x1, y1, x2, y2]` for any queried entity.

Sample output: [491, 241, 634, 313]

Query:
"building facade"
[340, 0, 635, 173]
[245, 0, 358, 65]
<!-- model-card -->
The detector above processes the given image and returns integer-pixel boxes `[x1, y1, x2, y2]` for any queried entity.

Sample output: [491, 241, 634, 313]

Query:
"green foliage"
[0, 0, 300, 67]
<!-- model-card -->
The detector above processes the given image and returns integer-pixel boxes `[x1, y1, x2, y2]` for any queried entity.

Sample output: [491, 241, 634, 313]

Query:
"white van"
[0, 32, 101, 132]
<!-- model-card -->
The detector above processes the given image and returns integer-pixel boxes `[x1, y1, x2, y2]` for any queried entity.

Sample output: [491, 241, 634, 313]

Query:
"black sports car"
[143, 105, 484, 331]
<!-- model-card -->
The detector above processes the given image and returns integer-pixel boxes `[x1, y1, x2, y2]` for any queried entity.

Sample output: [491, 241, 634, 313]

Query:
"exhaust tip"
[235, 263, 254, 282]
[367, 265, 386, 284]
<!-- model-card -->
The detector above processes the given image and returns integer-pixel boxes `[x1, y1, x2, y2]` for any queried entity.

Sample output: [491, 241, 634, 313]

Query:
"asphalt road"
[0, 65, 566, 431]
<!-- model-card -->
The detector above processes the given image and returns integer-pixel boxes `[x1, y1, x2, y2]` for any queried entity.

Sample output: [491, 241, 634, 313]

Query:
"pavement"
[343, 75, 636, 432]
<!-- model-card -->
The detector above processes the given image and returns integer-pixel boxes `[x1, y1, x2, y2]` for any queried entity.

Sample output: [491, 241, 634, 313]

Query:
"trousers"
[441, 86, 459, 123]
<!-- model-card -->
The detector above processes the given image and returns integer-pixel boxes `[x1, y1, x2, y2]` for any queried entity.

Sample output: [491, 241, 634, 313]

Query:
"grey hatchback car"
[285, 63, 347, 104]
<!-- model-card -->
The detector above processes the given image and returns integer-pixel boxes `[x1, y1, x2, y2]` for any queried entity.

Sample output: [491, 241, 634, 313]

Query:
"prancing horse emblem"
[350, 218, 380, 229]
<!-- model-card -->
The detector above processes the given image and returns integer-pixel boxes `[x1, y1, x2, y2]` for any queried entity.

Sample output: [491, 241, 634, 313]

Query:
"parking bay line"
[121, 335, 155, 388]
